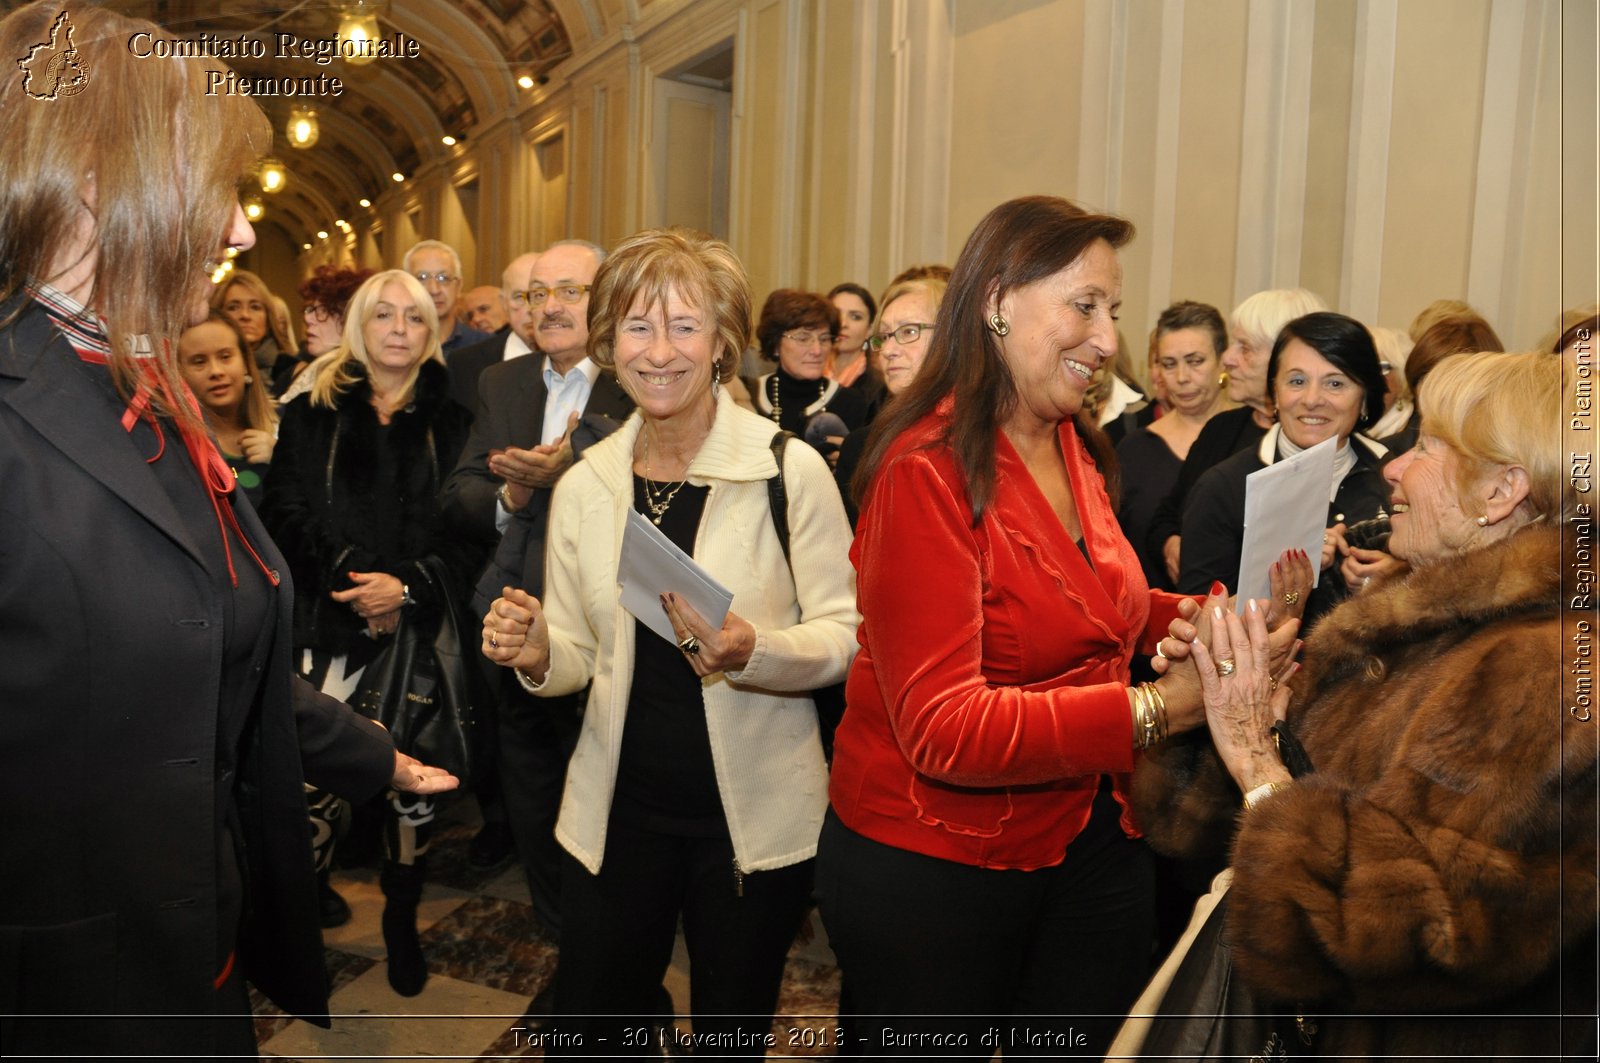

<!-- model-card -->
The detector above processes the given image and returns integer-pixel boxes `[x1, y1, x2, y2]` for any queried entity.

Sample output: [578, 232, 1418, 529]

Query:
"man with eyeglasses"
[442, 240, 633, 958]
[446, 252, 541, 419]
[402, 239, 490, 355]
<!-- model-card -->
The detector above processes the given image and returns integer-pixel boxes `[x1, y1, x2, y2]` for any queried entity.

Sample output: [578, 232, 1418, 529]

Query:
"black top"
[261, 359, 483, 654]
[758, 365, 869, 439]
[611, 476, 725, 836]
[1115, 426, 1184, 591]
[1178, 434, 1390, 630]
[1144, 406, 1269, 561]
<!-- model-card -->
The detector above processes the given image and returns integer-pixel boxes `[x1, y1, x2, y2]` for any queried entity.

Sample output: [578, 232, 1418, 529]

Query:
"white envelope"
[617, 508, 733, 646]
[1236, 435, 1338, 609]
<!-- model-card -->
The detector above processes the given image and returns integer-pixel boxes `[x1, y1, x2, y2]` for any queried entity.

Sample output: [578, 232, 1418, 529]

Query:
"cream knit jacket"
[533, 389, 859, 874]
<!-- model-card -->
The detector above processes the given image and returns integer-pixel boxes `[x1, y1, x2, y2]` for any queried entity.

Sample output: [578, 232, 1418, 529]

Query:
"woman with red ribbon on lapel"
[0, 4, 457, 1057]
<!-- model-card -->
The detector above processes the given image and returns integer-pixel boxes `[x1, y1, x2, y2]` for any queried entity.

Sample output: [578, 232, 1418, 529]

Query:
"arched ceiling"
[106, 0, 578, 241]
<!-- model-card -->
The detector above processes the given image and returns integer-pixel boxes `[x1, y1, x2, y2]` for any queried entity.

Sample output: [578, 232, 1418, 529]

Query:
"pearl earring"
[1476, 515, 1489, 527]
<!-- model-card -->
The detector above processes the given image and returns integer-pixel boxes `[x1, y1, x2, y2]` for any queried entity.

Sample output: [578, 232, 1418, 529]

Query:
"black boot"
[318, 870, 352, 929]
[380, 858, 428, 996]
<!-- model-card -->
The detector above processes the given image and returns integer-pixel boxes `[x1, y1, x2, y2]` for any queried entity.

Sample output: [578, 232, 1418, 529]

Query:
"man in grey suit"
[441, 239, 633, 937]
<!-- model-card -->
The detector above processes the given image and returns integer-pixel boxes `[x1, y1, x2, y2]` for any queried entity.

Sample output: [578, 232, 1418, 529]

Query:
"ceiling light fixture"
[336, 1, 387, 67]
[258, 157, 287, 194]
[287, 107, 319, 149]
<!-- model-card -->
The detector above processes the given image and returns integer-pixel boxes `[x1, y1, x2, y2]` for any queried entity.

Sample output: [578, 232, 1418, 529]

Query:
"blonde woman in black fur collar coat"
[1120, 351, 1596, 1060]
[262, 269, 484, 997]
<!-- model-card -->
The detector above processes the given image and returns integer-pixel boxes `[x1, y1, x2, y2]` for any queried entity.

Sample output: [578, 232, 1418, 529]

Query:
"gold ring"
[678, 634, 701, 656]
[1282, 591, 1299, 606]
[1216, 657, 1237, 677]
[490, 635, 499, 649]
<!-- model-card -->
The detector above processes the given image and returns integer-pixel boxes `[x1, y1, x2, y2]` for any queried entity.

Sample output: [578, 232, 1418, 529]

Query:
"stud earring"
[1476, 515, 1489, 527]
[988, 313, 1010, 337]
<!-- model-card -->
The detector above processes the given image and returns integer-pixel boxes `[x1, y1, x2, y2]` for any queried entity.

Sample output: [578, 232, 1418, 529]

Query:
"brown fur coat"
[1134, 525, 1597, 1033]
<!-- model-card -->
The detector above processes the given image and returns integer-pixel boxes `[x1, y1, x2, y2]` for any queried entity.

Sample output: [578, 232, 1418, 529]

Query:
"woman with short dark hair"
[1178, 311, 1390, 629]
[752, 288, 868, 452]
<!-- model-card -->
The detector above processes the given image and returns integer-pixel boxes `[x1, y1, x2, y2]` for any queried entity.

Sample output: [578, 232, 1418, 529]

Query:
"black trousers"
[549, 817, 814, 1058]
[496, 688, 583, 932]
[814, 785, 1155, 1059]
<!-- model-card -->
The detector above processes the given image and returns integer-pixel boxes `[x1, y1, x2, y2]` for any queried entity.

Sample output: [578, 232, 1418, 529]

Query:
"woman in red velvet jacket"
[815, 197, 1300, 1058]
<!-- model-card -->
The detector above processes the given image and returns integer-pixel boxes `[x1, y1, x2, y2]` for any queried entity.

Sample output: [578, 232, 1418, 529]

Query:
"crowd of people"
[1, 3, 1594, 1060]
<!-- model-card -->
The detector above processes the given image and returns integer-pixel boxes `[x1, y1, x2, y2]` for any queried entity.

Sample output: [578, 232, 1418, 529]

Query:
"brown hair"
[211, 269, 292, 353]
[1404, 313, 1504, 417]
[586, 227, 752, 383]
[184, 311, 278, 434]
[855, 196, 1134, 522]
[756, 289, 840, 361]
[299, 265, 375, 324]
[0, 4, 271, 432]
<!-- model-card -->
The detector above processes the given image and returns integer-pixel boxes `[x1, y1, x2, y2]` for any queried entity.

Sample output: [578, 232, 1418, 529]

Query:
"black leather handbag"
[352, 557, 485, 786]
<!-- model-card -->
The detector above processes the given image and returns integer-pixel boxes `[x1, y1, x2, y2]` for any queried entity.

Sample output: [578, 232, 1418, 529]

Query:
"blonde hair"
[1370, 326, 1414, 403]
[875, 276, 948, 325]
[308, 270, 442, 408]
[587, 227, 751, 383]
[1231, 288, 1328, 351]
[1418, 350, 1570, 523]
[0, 4, 272, 431]
[1408, 299, 1477, 343]
[210, 270, 293, 353]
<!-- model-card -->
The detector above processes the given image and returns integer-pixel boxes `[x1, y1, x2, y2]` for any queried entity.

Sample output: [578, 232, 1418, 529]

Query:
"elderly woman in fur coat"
[1121, 351, 1597, 1060]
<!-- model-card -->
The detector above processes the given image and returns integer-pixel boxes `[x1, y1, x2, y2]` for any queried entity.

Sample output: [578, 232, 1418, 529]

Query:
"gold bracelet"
[1242, 780, 1290, 811]
[1142, 681, 1169, 744]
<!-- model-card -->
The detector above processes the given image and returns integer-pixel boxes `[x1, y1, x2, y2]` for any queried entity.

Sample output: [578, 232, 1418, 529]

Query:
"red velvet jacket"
[829, 400, 1189, 870]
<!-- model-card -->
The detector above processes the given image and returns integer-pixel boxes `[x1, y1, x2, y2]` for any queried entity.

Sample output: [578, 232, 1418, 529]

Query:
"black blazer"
[446, 326, 512, 420]
[0, 299, 395, 1055]
[440, 353, 634, 540]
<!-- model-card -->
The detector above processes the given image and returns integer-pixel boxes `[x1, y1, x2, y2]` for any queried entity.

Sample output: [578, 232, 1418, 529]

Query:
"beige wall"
[339, 0, 1593, 364]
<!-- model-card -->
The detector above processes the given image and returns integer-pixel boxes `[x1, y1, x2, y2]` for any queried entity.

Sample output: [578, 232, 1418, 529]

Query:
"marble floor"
[250, 800, 844, 1060]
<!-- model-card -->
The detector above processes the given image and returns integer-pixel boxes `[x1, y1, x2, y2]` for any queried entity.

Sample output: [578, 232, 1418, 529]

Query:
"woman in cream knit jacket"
[483, 227, 857, 1053]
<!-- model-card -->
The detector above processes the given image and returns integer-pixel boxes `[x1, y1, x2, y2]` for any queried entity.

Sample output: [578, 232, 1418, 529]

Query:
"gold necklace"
[641, 429, 689, 525]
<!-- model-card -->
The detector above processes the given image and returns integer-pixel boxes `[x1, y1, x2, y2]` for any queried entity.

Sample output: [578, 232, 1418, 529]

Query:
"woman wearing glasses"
[275, 266, 375, 402]
[752, 289, 869, 456]
[834, 274, 948, 525]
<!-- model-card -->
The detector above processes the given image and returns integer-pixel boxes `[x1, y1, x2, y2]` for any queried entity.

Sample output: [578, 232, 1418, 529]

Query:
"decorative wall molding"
[1468, 0, 1548, 334]
[1144, 0, 1186, 322]
[1339, 0, 1398, 323]
[1233, 0, 1315, 301]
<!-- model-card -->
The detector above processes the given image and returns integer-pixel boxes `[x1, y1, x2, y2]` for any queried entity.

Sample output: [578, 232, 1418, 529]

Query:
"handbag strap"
[766, 430, 795, 570]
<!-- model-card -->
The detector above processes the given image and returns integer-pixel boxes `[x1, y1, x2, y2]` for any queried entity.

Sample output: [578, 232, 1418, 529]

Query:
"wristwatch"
[400, 583, 414, 607]
[497, 480, 521, 513]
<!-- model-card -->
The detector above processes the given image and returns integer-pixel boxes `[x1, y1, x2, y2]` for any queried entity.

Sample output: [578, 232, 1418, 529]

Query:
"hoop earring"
[988, 313, 1010, 337]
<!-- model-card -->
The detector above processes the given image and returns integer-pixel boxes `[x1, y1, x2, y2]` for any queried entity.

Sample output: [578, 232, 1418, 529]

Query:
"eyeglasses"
[303, 304, 334, 323]
[782, 329, 835, 347]
[413, 271, 458, 286]
[512, 285, 591, 307]
[1379, 360, 1394, 374]
[867, 323, 936, 350]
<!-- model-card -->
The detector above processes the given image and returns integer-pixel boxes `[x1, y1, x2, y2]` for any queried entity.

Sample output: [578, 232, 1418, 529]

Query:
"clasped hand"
[488, 411, 581, 510]
[330, 570, 405, 637]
